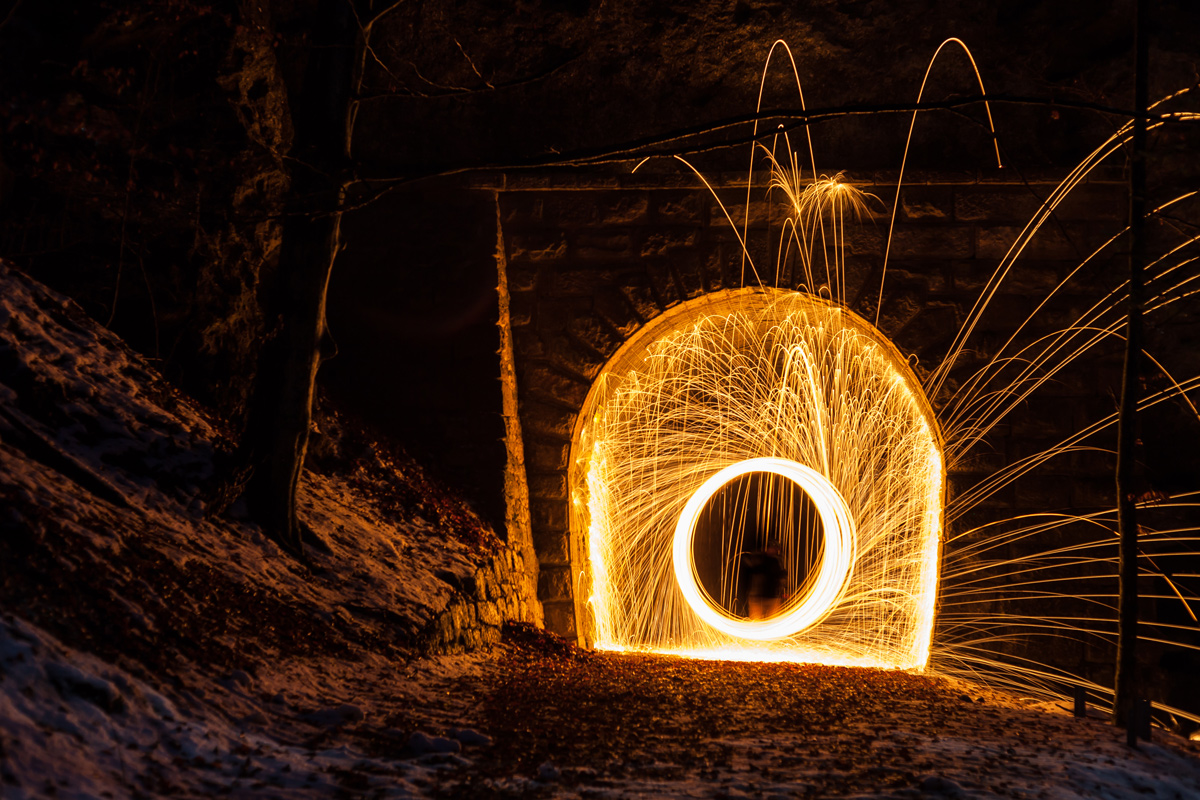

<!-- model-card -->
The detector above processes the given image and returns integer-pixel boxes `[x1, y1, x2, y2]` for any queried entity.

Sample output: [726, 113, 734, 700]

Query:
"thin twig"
[271, 93, 1200, 222]
[345, 0, 406, 90]
[0, 0, 24, 36]
[366, 0, 407, 27]
[454, 38, 493, 89]
[355, 53, 577, 100]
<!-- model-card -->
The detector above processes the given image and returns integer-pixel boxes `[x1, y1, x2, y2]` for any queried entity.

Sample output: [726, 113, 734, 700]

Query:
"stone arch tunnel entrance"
[491, 168, 1129, 664]
[567, 288, 944, 667]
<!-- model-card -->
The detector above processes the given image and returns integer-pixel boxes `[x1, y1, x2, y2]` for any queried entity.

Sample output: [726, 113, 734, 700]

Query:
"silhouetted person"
[740, 542, 786, 619]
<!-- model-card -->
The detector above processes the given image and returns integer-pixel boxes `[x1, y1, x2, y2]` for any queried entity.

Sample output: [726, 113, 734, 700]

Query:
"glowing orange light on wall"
[572, 289, 945, 669]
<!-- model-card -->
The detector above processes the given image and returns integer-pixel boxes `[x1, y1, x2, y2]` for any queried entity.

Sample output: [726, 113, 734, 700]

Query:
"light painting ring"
[671, 457, 856, 641]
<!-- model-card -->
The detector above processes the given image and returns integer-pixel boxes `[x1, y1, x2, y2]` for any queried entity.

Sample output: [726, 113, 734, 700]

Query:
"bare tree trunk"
[242, 0, 362, 554]
[1114, 0, 1149, 735]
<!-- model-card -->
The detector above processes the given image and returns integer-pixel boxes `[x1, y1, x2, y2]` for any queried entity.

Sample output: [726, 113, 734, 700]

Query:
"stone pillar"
[494, 189, 543, 626]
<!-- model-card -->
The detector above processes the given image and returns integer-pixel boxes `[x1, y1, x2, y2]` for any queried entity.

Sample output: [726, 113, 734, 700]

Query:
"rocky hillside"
[0, 262, 533, 798]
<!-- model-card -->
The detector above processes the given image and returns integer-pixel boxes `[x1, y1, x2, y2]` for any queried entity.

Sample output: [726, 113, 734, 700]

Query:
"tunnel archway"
[569, 287, 945, 668]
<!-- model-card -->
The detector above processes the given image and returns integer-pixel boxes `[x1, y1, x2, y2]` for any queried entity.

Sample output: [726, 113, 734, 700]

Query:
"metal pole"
[1114, 0, 1149, 741]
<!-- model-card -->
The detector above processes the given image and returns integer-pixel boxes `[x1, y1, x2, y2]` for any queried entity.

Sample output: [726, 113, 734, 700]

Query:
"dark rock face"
[355, 0, 1200, 174]
[0, 1, 290, 421]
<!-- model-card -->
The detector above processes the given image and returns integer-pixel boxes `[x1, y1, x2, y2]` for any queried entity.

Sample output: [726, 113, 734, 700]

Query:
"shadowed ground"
[439, 627, 1200, 799]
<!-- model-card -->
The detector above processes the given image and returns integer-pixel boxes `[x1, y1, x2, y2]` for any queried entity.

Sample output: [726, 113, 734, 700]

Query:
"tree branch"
[353, 93, 1198, 185]
[366, 0, 408, 27]
[354, 53, 579, 100]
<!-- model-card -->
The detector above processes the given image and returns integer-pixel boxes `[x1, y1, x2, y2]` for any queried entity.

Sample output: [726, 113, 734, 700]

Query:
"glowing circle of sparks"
[578, 289, 945, 667]
[672, 457, 856, 641]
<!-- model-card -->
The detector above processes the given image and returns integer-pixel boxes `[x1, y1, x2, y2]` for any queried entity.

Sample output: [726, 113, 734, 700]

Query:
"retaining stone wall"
[426, 545, 537, 653]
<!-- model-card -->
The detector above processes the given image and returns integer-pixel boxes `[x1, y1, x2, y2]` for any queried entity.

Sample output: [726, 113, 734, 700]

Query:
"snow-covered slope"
[0, 259, 502, 638]
[0, 614, 495, 799]
[0, 262, 515, 797]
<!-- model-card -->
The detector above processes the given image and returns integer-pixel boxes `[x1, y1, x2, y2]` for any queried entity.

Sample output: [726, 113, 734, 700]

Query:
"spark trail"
[572, 38, 1200, 728]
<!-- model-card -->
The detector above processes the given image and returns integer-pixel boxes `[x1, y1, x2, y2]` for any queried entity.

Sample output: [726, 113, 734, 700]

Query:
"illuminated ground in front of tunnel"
[574, 289, 945, 669]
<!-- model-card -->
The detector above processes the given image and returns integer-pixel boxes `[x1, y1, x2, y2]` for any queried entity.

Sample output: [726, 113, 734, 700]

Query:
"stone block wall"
[486, 167, 1132, 654]
[425, 545, 537, 653]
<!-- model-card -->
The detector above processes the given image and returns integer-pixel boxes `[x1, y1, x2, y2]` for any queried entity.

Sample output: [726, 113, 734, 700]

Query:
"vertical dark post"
[1114, 0, 1149, 739]
[1073, 685, 1087, 718]
[1136, 698, 1153, 741]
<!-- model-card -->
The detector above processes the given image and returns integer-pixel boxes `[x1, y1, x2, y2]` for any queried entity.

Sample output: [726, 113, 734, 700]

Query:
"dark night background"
[2, 0, 1198, 517]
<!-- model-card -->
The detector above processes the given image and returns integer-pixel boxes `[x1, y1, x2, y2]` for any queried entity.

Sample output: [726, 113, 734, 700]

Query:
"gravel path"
[437, 630, 1200, 799]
